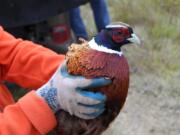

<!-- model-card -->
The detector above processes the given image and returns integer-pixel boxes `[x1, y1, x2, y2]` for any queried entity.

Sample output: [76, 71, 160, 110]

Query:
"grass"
[81, 0, 180, 135]
[81, 0, 180, 78]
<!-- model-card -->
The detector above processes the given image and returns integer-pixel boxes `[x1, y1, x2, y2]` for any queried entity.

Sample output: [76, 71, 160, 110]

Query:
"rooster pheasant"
[54, 22, 140, 135]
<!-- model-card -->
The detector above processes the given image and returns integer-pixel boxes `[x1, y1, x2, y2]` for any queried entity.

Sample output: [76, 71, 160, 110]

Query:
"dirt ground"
[102, 73, 180, 135]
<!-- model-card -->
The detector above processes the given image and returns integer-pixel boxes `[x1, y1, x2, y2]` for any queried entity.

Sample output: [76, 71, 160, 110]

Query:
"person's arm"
[0, 26, 111, 134]
[0, 26, 64, 89]
[0, 63, 110, 135]
[0, 26, 61, 134]
[0, 91, 56, 135]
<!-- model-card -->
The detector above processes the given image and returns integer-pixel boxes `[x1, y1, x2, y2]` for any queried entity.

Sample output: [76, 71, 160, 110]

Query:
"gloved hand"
[36, 61, 111, 119]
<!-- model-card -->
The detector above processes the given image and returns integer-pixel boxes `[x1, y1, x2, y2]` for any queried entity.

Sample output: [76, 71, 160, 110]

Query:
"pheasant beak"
[127, 33, 141, 45]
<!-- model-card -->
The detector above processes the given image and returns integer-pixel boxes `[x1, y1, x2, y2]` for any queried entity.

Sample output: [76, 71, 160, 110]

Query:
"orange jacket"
[0, 26, 65, 135]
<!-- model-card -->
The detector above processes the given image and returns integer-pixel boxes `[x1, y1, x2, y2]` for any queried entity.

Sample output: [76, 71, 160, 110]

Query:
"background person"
[69, 0, 110, 40]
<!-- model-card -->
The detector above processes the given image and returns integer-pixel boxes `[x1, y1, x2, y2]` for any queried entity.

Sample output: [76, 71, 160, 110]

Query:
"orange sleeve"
[0, 91, 57, 135]
[0, 26, 65, 134]
[0, 26, 65, 89]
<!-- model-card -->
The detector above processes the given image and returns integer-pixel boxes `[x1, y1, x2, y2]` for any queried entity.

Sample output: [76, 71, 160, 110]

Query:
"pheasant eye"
[115, 29, 122, 35]
[117, 31, 122, 35]
[111, 30, 124, 43]
[122, 28, 130, 37]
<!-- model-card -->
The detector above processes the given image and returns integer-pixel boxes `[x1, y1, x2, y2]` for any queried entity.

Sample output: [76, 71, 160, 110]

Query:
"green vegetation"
[82, 0, 180, 78]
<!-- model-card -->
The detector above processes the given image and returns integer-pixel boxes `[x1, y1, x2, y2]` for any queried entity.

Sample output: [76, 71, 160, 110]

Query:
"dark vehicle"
[0, 0, 90, 53]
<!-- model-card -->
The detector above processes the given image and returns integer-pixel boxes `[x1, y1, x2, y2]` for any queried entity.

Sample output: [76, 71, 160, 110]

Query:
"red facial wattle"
[111, 28, 131, 43]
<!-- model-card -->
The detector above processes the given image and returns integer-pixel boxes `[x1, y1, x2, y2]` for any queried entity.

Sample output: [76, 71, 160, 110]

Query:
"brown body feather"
[54, 43, 129, 135]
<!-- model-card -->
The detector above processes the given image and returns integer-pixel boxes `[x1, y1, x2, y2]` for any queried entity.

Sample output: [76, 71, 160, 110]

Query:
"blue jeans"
[69, 0, 110, 39]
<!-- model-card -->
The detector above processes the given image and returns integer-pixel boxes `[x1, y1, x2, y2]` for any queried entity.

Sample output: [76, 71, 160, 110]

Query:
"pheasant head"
[89, 22, 140, 53]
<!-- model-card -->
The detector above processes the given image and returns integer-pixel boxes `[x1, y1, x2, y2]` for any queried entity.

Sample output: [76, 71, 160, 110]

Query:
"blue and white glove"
[36, 61, 111, 119]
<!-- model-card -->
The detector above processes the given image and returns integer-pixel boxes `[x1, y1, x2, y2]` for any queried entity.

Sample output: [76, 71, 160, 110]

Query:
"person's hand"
[36, 61, 111, 119]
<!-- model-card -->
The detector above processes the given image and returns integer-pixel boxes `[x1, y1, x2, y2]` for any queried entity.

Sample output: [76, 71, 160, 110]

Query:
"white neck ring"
[88, 38, 123, 56]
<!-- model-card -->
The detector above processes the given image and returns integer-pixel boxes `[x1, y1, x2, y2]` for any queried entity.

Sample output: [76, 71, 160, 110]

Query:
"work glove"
[36, 61, 111, 119]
